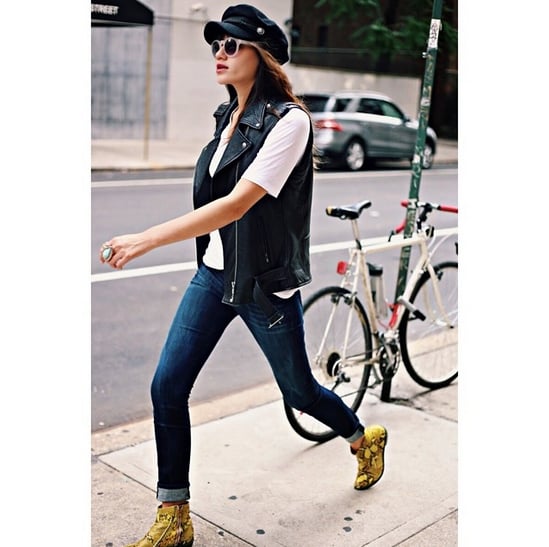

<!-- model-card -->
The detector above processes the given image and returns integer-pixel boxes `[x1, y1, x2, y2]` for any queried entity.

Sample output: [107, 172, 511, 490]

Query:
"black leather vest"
[192, 97, 314, 319]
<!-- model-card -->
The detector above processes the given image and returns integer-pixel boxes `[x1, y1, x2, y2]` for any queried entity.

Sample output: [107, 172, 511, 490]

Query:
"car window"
[332, 98, 352, 112]
[301, 96, 330, 112]
[356, 98, 383, 115]
[301, 95, 353, 113]
[379, 101, 405, 120]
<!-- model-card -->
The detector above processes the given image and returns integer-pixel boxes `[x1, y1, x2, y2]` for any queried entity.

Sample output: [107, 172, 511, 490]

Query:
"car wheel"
[344, 139, 366, 171]
[422, 141, 434, 169]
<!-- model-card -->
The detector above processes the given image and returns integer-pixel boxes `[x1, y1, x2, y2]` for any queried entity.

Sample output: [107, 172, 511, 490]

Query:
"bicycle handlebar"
[400, 200, 458, 214]
[392, 200, 458, 235]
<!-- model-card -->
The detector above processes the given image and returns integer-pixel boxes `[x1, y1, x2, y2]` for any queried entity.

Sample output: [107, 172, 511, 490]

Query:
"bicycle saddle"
[326, 200, 372, 220]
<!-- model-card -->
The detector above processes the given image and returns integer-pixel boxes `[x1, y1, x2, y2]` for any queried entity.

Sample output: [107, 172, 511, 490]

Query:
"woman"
[100, 5, 387, 546]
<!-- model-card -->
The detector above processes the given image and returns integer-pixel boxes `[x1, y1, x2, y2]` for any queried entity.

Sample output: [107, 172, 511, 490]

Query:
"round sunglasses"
[211, 37, 257, 58]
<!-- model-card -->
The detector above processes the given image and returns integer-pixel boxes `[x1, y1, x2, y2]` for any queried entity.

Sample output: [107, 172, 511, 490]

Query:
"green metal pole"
[143, 26, 153, 161]
[381, 0, 444, 402]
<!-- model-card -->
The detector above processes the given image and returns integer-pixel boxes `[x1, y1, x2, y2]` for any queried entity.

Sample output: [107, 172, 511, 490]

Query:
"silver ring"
[102, 245, 114, 261]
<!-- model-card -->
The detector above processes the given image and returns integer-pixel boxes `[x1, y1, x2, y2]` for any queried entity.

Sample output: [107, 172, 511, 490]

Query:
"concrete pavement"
[92, 369, 457, 546]
[91, 137, 458, 546]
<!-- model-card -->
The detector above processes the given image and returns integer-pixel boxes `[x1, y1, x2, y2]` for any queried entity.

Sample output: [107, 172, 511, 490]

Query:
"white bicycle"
[285, 199, 458, 442]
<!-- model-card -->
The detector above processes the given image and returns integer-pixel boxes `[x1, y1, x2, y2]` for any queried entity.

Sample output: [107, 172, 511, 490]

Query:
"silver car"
[301, 91, 437, 171]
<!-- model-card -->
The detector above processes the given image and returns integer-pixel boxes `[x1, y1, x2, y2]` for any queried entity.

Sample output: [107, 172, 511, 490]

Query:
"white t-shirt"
[203, 107, 310, 300]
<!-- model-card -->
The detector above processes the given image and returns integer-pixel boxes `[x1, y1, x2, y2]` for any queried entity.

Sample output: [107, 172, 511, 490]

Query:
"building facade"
[91, 0, 453, 157]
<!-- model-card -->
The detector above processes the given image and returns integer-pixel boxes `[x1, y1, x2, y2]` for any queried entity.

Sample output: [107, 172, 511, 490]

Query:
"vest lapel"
[213, 127, 252, 177]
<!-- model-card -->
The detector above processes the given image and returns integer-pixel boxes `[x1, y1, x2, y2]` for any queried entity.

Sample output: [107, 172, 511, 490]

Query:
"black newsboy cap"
[204, 4, 289, 65]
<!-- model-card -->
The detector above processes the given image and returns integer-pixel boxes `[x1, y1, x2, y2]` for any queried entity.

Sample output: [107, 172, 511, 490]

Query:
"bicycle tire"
[399, 261, 458, 389]
[284, 286, 373, 443]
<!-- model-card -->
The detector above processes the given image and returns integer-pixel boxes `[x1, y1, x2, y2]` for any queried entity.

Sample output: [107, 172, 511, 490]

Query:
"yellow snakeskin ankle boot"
[353, 424, 388, 490]
[126, 503, 194, 547]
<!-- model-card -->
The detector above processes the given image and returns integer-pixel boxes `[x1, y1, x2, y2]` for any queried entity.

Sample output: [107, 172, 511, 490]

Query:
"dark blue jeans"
[151, 264, 364, 502]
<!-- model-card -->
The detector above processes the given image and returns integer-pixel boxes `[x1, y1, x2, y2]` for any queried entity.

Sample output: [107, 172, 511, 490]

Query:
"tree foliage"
[314, 0, 457, 60]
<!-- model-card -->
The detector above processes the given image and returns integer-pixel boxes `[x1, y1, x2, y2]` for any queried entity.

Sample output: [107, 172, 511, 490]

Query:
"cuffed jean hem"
[345, 425, 365, 444]
[157, 486, 190, 503]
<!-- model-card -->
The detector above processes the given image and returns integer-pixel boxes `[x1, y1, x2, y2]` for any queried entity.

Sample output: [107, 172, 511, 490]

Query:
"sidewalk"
[91, 138, 458, 171]
[92, 369, 457, 546]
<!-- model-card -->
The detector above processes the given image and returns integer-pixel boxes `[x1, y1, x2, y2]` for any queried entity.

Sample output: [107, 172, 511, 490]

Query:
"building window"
[317, 24, 328, 48]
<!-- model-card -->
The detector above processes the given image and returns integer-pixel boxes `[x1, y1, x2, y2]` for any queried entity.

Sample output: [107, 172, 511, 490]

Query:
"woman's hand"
[100, 233, 150, 270]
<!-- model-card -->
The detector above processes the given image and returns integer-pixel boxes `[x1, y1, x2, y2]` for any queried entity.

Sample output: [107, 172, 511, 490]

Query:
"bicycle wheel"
[284, 287, 373, 443]
[399, 261, 458, 389]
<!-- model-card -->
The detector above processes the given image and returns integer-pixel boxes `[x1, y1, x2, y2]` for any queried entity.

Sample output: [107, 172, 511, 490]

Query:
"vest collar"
[212, 98, 274, 176]
[215, 97, 272, 132]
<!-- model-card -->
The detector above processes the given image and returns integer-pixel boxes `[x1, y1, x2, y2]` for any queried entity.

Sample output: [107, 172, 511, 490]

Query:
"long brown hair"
[227, 44, 311, 124]
[226, 45, 317, 166]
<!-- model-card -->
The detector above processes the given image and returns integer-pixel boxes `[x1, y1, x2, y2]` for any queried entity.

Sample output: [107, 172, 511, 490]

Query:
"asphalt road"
[91, 166, 458, 431]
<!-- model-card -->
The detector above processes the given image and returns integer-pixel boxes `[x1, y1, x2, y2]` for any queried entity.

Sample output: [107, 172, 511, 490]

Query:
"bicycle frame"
[334, 220, 457, 369]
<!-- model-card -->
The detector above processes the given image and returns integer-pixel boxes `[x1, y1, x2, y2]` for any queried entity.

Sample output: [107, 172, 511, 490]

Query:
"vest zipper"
[230, 169, 240, 303]
[259, 218, 271, 264]
[230, 221, 239, 302]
